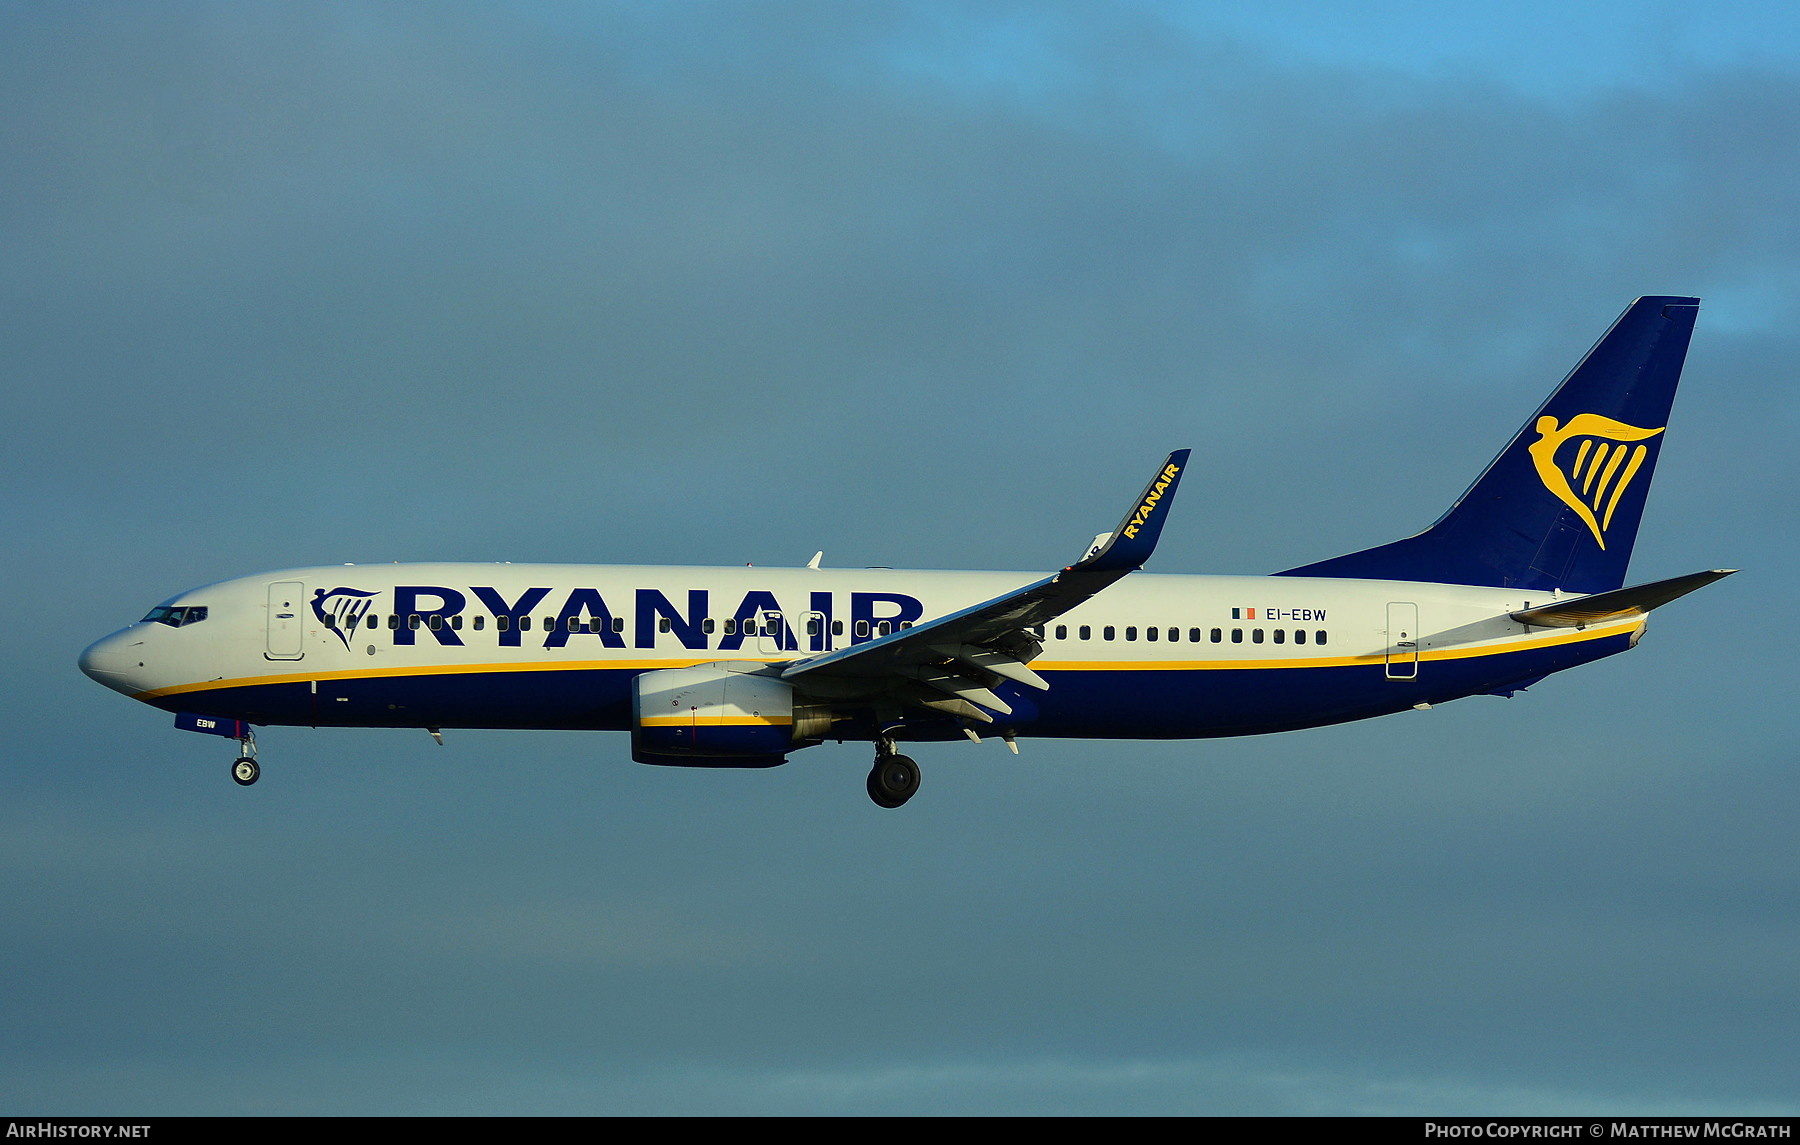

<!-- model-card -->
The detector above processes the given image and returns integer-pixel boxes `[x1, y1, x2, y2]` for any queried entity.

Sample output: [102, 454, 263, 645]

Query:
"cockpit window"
[141, 605, 209, 628]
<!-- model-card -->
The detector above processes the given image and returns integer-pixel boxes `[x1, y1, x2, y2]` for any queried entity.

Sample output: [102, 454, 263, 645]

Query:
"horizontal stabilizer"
[1510, 569, 1736, 628]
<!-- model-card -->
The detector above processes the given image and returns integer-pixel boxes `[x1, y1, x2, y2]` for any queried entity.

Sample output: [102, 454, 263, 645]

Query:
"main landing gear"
[231, 730, 259, 787]
[866, 737, 921, 809]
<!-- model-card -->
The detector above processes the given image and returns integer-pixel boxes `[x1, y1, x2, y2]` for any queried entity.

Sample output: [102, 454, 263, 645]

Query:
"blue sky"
[4, 0, 1797, 1115]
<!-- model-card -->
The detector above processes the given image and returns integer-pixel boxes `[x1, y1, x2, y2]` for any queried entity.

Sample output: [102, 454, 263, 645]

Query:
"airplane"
[79, 296, 1733, 808]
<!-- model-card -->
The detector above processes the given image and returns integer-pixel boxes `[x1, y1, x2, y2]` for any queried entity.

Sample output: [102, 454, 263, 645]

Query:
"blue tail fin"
[1276, 296, 1699, 594]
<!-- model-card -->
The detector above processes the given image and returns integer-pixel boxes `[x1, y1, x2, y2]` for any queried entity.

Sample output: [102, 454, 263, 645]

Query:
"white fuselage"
[80, 562, 1642, 742]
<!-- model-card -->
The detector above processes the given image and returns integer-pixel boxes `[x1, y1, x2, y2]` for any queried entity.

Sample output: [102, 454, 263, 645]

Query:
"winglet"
[1072, 449, 1191, 573]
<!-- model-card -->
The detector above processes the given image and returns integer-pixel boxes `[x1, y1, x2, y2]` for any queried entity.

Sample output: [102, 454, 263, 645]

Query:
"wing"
[780, 450, 1190, 723]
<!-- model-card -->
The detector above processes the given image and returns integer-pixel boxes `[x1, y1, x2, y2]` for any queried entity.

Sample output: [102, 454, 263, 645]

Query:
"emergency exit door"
[1385, 602, 1418, 680]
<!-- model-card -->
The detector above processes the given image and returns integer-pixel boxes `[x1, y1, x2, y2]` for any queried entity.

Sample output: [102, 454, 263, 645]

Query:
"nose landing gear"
[230, 730, 259, 786]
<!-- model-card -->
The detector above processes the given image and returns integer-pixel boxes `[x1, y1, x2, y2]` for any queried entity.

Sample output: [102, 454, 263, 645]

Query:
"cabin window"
[1294, 628, 1306, 644]
[877, 620, 892, 636]
[407, 615, 421, 630]
[451, 615, 463, 630]
[703, 618, 716, 634]
[1167, 627, 1178, 642]
[805, 618, 819, 636]
[1056, 625, 1068, 640]
[473, 616, 485, 631]
[659, 617, 672, 633]
[1315, 630, 1327, 645]
[1125, 626, 1137, 641]
[1103, 626, 1116, 641]
[612, 616, 624, 633]
[428, 615, 442, 630]
[832, 620, 844, 635]
[1210, 628, 1221, 643]
[1231, 628, 1242, 643]
[520, 617, 533, 632]
[1079, 625, 1091, 640]
[1252, 628, 1264, 643]
[854, 620, 870, 638]
[723, 618, 736, 635]
[1272, 628, 1284, 644]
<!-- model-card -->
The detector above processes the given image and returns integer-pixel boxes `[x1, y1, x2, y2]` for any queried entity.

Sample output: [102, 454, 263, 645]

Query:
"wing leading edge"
[781, 450, 1190, 724]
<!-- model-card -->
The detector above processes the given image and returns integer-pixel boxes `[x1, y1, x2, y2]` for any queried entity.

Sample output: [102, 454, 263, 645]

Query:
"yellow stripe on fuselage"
[638, 715, 793, 727]
[1042, 618, 1641, 671]
[134, 656, 745, 701]
[136, 619, 1642, 701]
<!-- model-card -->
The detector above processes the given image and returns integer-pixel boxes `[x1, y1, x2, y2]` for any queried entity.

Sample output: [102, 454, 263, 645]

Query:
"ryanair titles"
[311, 585, 924, 654]
[1121, 461, 1181, 540]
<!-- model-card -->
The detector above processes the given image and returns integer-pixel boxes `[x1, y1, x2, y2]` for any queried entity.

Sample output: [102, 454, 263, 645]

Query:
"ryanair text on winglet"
[1121, 462, 1181, 540]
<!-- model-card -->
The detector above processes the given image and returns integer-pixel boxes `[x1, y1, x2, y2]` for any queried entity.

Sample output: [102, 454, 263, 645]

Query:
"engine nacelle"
[631, 663, 826, 768]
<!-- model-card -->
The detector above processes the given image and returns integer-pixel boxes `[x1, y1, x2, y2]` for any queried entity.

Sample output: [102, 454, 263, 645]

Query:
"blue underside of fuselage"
[151, 632, 1634, 745]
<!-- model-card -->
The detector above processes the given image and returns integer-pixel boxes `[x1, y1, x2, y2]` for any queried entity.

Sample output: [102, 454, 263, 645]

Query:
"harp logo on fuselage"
[1527, 413, 1664, 550]
[311, 587, 379, 650]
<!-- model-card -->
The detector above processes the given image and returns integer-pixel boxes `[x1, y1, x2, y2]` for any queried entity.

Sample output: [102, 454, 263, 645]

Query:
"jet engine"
[631, 663, 832, 767]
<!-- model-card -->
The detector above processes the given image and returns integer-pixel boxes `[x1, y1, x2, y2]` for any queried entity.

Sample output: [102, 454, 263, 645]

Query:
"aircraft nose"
[79, 629, 145, 694]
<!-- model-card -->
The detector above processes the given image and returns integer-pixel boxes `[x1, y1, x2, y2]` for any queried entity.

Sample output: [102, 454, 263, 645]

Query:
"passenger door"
[266, 580, 306, 661]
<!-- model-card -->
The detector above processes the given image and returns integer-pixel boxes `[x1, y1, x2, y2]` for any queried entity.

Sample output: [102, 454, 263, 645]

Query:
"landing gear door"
[266, 580, 306, 661]
[1385, 601, 1418, 680]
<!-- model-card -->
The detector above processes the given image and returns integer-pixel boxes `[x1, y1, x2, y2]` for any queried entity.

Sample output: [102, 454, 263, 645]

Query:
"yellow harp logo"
[1527, 413, 1664, 550]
